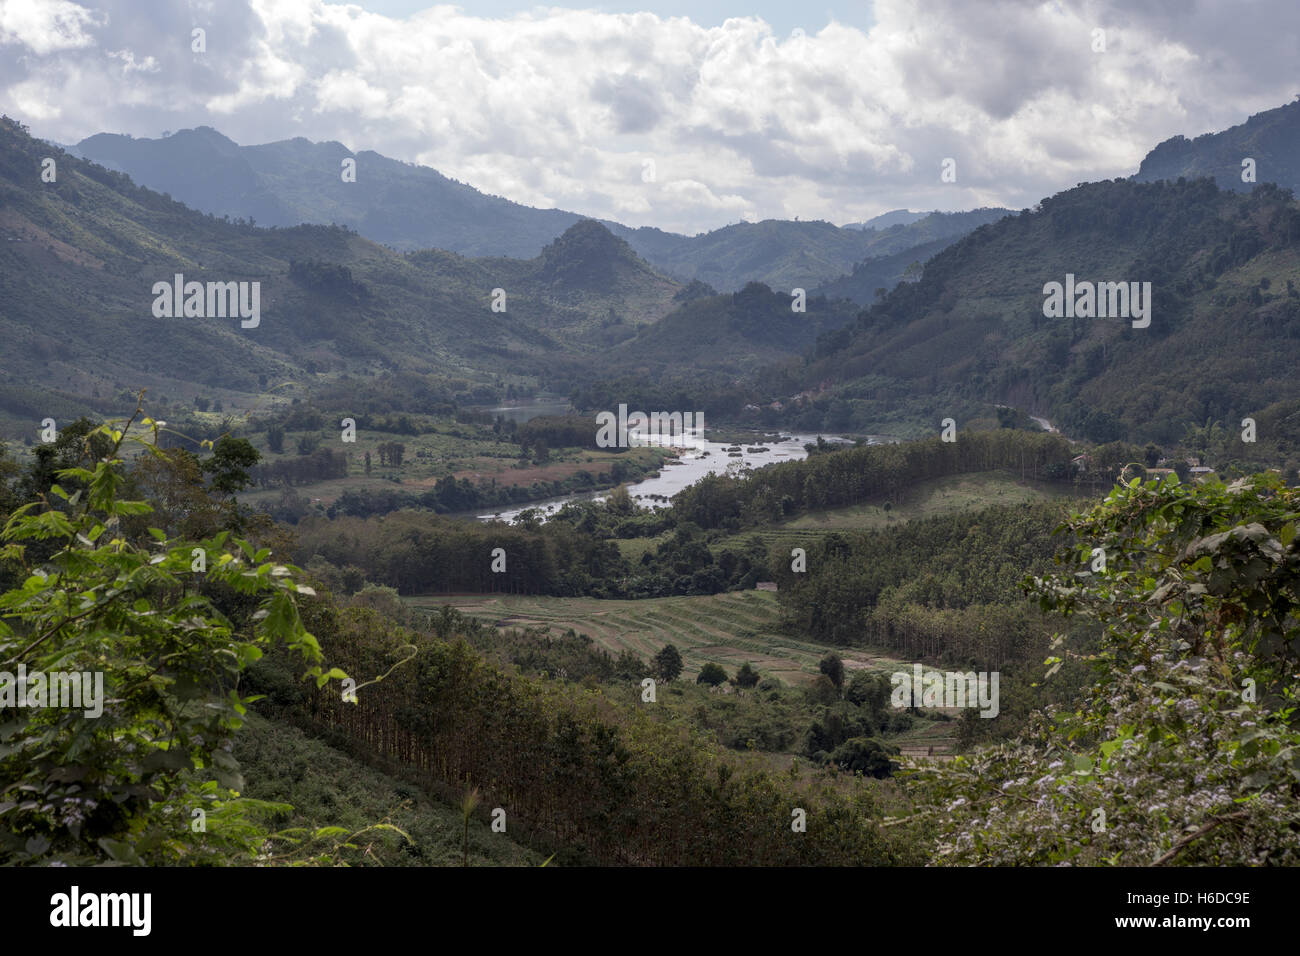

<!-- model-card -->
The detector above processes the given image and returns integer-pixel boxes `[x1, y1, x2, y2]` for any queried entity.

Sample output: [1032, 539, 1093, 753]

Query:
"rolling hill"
[813, 209, 1014, 305]
[596, 280, 861, 382]
[67, 126, 585, 260]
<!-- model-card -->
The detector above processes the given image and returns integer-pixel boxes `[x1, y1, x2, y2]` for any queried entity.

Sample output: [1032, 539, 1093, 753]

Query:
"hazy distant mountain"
[67, 126, 583, 259]
[812, 235, 959, 305]
[3, 115, 872, 437]
[1135, 98, 1300, 195]
[842, 209, 928, 231]
[67, 127, 1001, 295]
[607, 218, 886, 293]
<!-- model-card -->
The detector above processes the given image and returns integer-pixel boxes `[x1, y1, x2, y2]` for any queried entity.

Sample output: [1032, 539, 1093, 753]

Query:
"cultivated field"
[409, 590, 908, 686]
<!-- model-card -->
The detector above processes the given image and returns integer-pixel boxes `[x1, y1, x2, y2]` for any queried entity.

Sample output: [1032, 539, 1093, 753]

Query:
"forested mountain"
[596, 280, 860, 380]
[606, 217, 885, 292]
[772, 176, 1300, 446]
[1136, 97, 1300, 195]
[623, 208, 1014, 301]
[812, 208, 1015, 305]
[9, 0, 1300, 881]
[67, 126, 1003, 294]
[0, 116, 693, 434]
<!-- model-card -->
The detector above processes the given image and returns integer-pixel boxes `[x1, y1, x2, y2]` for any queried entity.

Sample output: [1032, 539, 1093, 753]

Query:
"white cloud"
[107, 48, 159, 73]
[0, 0, 100, 55]
[3, 0, 1298, 234]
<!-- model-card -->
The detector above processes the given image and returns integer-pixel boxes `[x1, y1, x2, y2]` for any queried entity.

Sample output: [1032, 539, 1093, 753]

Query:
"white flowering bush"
[901, 472, 1300, 865]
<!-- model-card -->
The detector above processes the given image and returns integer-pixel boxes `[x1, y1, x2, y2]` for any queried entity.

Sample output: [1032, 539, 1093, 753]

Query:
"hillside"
[609, 209, 1011, 296]
[1136, 98, 1300, 195]
[594, 281, 859, 381]
[608, 217, 882, 292]
[813, 210, 1014, 305]
[0, 116, 690, 434]
[778, 176, 1300, 446]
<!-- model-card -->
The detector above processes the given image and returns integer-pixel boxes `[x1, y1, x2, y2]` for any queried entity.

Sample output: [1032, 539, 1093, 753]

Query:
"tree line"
[251, 446, 350, 487]
[251, 602, 919, 867]
[674, 429, 1075, 529]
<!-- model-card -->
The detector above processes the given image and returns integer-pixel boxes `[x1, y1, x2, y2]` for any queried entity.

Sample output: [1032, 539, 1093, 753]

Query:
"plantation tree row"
[255, 603, 921, 867]
[251, 446, 350, 487]
[772, 502, 1078, 652]
[674, 430, 1075, 529]
[294, 511, 622, 596]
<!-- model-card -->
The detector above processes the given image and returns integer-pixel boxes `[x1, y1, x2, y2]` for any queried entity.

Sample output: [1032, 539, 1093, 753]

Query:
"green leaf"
[24, 835, 50, 856]
[141, 749, 194, 772]
[97, 837, 143, 865]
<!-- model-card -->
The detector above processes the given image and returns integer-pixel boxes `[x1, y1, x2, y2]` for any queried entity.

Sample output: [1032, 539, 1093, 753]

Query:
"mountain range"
[66, 126, 1011, 298]
[590, 99, 1300, 446]
[8, 97, 1300, 449]
[0, 114, 862, 437]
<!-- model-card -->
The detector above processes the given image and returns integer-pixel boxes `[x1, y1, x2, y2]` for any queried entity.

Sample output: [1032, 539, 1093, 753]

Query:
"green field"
[410, 590, 908, 686]
[400, 470, 1086, 758]
[407, 591, 962, 755]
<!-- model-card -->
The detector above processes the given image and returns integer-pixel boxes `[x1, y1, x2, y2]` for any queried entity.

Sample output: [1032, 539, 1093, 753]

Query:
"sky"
[1, 0, 1297, 235]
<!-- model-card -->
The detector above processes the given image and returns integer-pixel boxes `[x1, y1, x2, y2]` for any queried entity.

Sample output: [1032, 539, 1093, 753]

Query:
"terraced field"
[408, 590, 908, 686]
[892, 717, 962, 762]
[406, 590, 961, 755]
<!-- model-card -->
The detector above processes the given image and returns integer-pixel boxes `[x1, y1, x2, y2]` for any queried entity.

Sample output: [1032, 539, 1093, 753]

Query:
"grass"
[411, 590, 908, 686]
[613, 533, 670, 561]
[890, 715, 961, 761]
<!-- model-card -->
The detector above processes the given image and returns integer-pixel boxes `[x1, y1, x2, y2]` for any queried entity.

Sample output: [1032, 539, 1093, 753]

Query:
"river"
[477, 431, 882, 523]
[473, 399, 573, 425]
